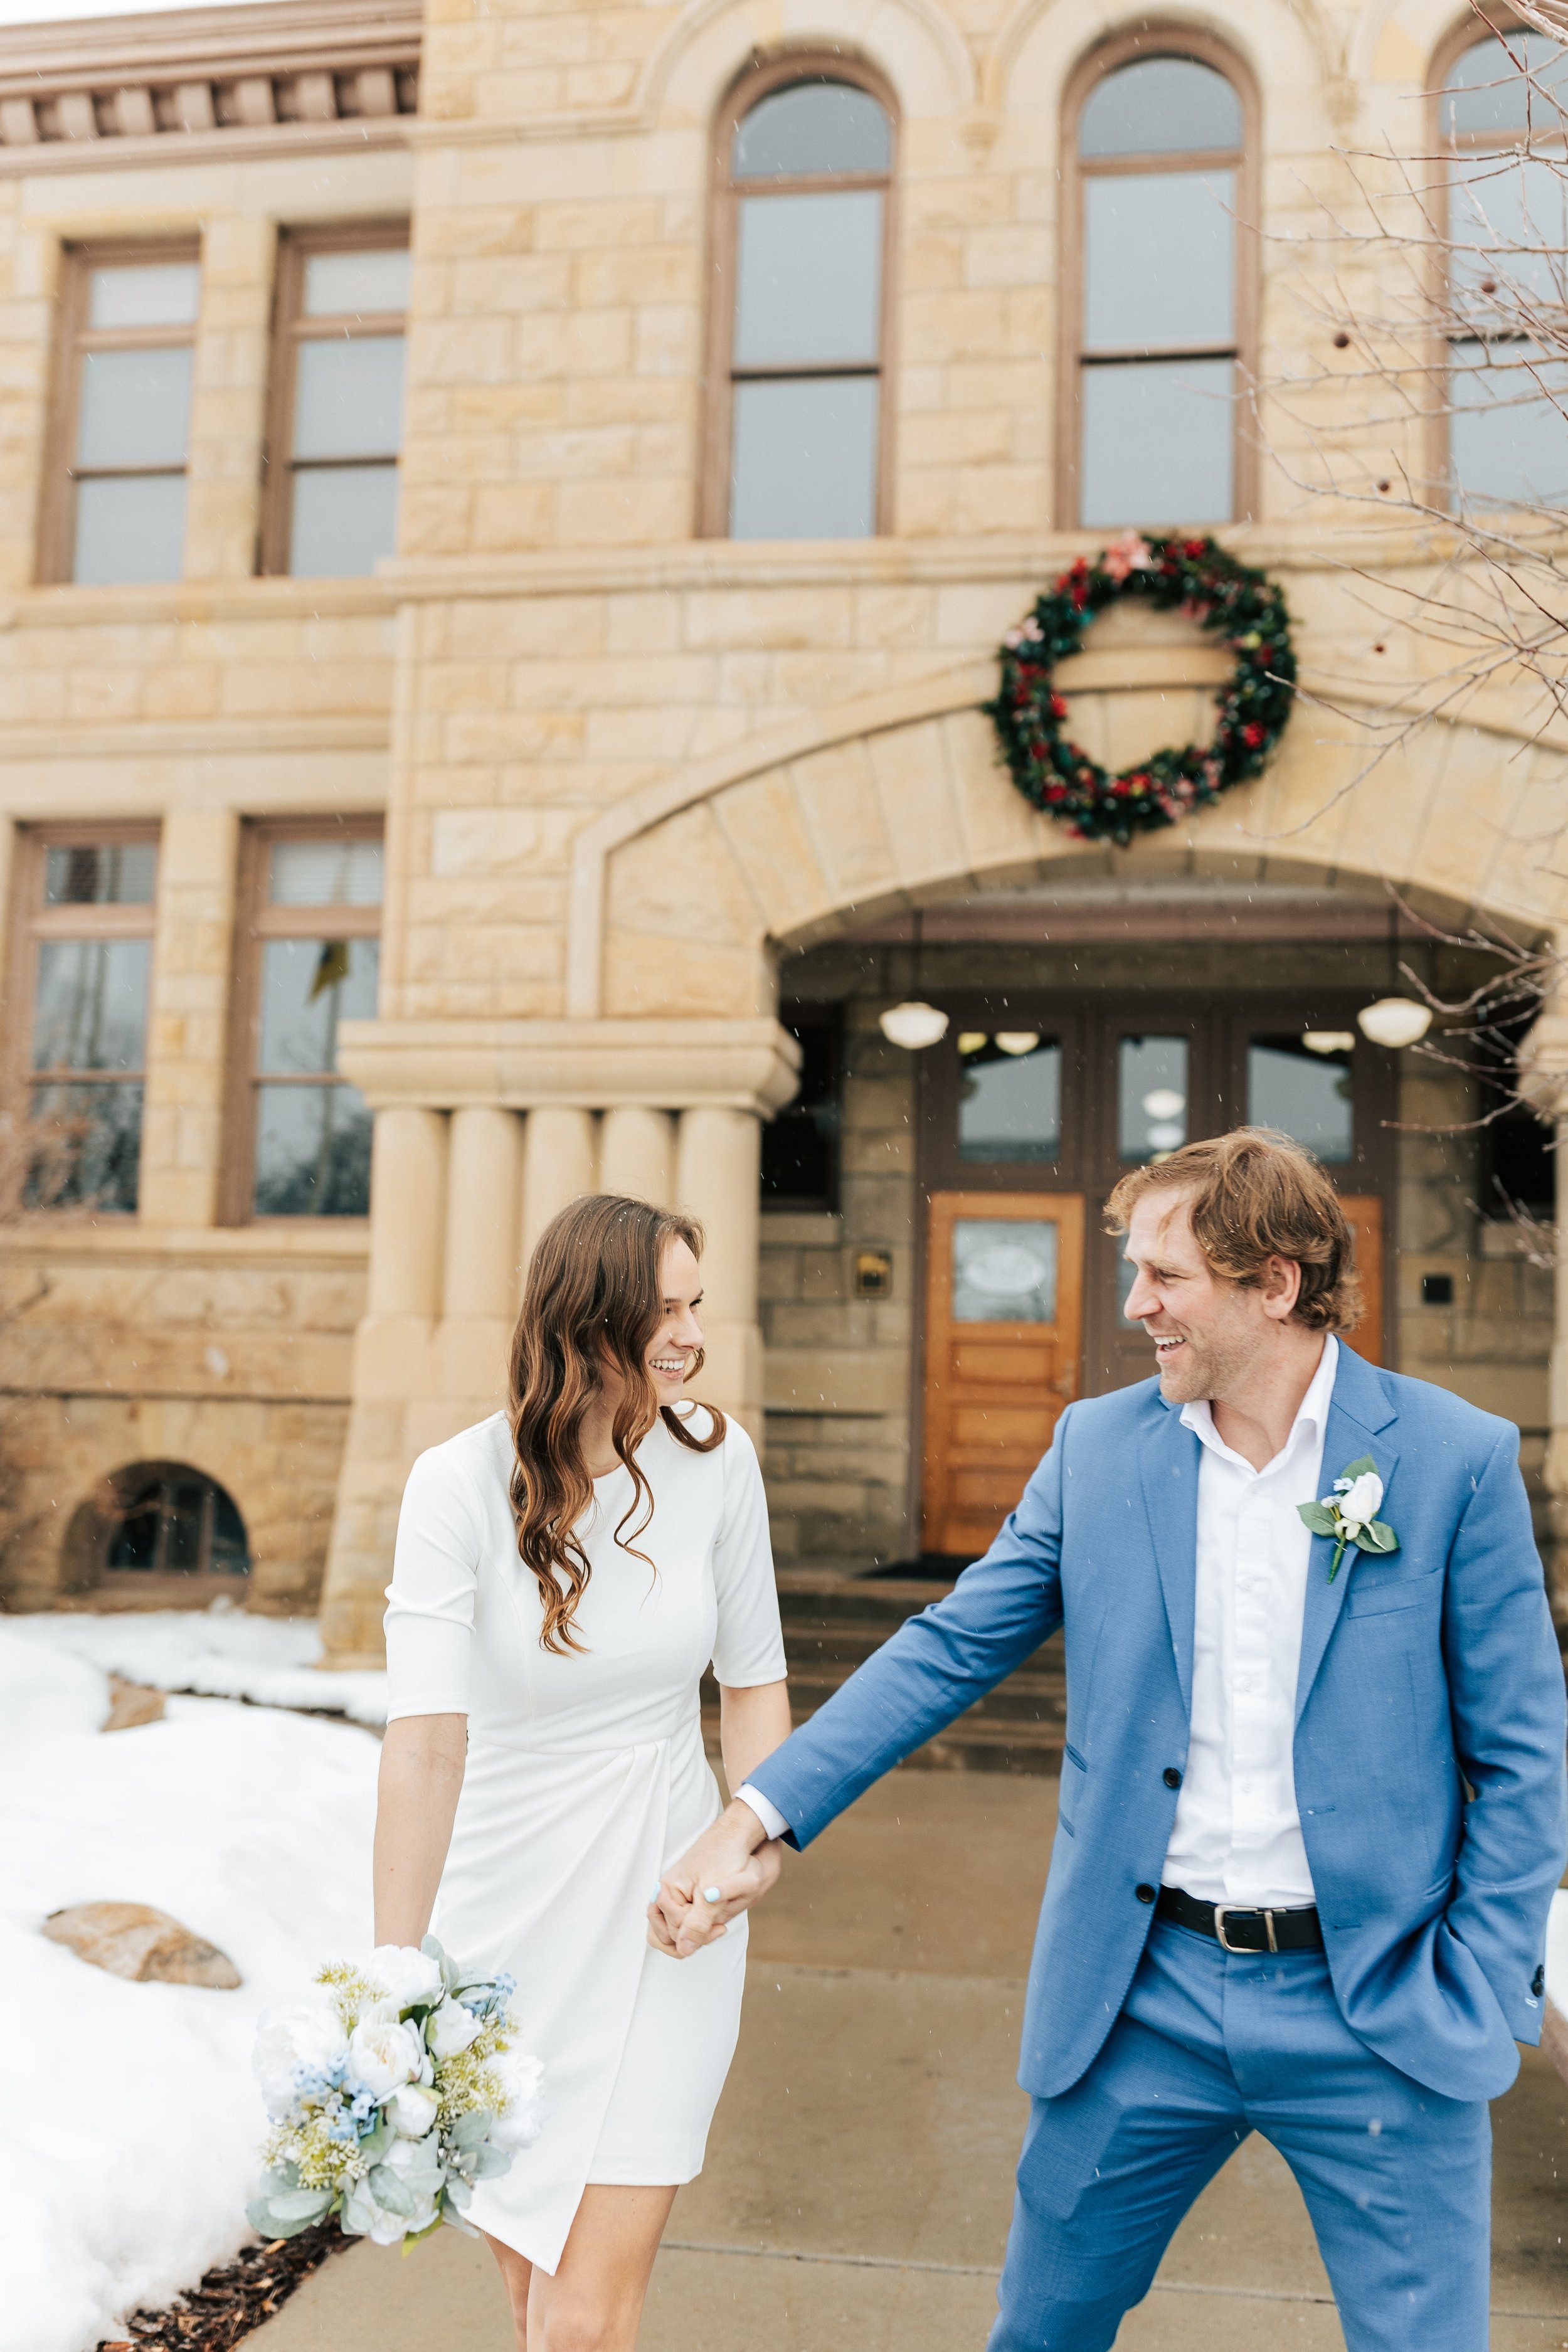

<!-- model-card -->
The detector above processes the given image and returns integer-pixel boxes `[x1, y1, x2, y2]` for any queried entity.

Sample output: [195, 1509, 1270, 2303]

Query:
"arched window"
[706, 63, 894, 539]
[1438, 16, 1568, 507]
[1064, 40, 1254, 528]
[85, 1461, 251, 1587]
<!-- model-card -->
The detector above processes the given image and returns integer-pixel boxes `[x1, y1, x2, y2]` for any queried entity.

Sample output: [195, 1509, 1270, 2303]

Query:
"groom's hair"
[1104, 1127, 1362, 1333]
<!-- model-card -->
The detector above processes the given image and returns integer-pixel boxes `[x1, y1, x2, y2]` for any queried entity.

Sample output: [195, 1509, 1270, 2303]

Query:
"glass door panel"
[1247, 1032, 1354, 1162]
[922, 1192, 1084, 1559]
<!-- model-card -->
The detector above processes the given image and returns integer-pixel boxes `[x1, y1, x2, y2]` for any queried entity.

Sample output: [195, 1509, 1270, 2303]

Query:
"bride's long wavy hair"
[508, 1193, 726, 1655]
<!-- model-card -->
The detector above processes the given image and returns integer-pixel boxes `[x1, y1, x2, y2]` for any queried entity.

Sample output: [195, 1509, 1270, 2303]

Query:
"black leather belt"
[1157, 1883, 1324, 1953]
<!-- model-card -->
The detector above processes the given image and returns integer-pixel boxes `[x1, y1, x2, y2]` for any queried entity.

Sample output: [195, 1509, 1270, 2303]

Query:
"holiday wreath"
[983, 531, 1296, 847]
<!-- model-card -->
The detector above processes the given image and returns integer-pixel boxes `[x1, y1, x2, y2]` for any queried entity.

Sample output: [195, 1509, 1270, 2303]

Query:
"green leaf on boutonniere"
[1298, 1500, 1338, 1536]
[1338, 1453, 1378, 1480]
[1360, 1520, 1399, 1554]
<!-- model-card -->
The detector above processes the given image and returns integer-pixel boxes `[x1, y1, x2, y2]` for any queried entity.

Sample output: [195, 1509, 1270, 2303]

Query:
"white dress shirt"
[1162, 1333, 1337, 1908]
[740, 1335, 1340, 1900]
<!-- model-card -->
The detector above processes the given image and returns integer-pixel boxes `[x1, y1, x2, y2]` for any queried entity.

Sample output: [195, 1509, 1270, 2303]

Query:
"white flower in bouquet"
[489, 2045, 546, 2152]
[368, 1942, 447, 2013]
[248, 1937, 543, 2254]
[425, 1996, 483, 2059]
[252, 1992, 351, 2119]
[347, 2014, 425, 2101]
[386, 2080, 441, 2139]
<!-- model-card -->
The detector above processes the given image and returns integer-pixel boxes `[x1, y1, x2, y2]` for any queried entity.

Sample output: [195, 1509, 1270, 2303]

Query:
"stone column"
[318, 1104, 447, 1665]
[435, 1104, 522, 1408]
[519, 1105, 598, 1273]
[675, 1104, 763, 1438]
[598, 1104, 674, 1204]
[139, 804, 239, 1227]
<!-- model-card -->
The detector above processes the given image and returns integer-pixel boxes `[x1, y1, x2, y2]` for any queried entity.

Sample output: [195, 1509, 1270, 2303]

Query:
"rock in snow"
[43, 1900, 242, 1989]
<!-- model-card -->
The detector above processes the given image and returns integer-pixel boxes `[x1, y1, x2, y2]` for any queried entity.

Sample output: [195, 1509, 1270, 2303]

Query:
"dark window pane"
[289, 464, 400, 577]
[77, 345, 192, 469]
[293, 336, 405, 459]
[1080, 356, 1234, 526]
[958, 1033, 1061, 1162]
[105, 1465, 250, 1576]
[733, 82, 890, 179]
[254, 1081, 374, 1216]
[45, 842, 156, 906]
[209, 1486, 250, 1574]
[1443, 31, 1568, 142]
[1248, 1034, 1353, 1163]
[734, 189, 883, 365]
[761, 1012, 840, 1207]
[1079, 56, 1242, 158]
[26, 1081, 143, 1211]
[730, 374, 879, 538]
[32, 938, 150, 1071]
[1119, 1036, 1189, 1162]
[257, 936, 378, 1075]
[953, 1217, 1058, 1323]
[73, 474, 186, 585]
[1083, 169, 1234, 347]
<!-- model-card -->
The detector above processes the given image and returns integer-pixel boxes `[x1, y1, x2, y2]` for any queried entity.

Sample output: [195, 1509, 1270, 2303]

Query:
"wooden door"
[1340, 1195, 1384, 1365]
[921, 1192, 1085, 1559]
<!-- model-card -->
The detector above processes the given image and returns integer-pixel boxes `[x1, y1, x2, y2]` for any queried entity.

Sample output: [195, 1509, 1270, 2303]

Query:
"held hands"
[647, 1799, 783, 1958]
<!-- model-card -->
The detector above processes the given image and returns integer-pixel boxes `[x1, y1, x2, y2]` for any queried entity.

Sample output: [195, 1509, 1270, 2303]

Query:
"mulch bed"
[96, 2221, 356, 2351]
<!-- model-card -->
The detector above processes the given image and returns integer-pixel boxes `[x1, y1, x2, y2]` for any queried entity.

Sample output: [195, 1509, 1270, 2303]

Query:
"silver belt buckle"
[1213, 1904, 1278, 1954]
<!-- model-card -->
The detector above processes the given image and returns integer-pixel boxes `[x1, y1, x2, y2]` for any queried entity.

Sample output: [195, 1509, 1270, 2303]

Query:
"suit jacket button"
[1135, 1883, 1157, 1904]
[1163, 1767, 1182, 1789]
[1533, 1964, 1546, 1998]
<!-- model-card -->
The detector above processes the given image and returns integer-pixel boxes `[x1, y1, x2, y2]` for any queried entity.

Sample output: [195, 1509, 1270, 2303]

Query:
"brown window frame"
[1057, 28, 1260, 529]
[221, 815, 383, 1226]
[1428, 7, 1552, 506]
[700, 54, 899, 540]
[2, 820, 160, 1217]
[260, 220, 411, 578]
[38, 236, 201, 586]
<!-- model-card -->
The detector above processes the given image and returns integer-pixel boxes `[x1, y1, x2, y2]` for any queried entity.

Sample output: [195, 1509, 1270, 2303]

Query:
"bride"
[372, 1193, 790, 2349]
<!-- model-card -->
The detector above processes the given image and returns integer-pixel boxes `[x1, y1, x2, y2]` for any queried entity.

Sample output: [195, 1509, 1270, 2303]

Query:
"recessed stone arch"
[595, 683, 1568, 1020]
[646, 0, 976, 134]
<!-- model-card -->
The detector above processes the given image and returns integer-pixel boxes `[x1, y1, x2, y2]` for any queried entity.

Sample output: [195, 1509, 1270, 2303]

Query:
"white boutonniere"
[1297, 1454, 1399, 1583]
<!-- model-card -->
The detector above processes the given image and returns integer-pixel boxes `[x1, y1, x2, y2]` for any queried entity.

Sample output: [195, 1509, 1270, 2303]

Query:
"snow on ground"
[0, 1625, 380, 2352]
[1547, 1887, 1568, 2016]
[5, 1602, 387, 1727]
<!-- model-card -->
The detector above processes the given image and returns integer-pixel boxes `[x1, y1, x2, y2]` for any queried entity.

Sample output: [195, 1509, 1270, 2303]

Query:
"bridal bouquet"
[248, 1936, 543, 2249]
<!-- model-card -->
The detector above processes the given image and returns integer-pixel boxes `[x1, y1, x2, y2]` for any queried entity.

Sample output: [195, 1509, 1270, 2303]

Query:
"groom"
[654, 1128, 1568, 2352]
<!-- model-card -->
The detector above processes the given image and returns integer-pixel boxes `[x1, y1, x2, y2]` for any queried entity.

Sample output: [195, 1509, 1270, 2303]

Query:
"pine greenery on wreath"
[984, 531, 1297, 847]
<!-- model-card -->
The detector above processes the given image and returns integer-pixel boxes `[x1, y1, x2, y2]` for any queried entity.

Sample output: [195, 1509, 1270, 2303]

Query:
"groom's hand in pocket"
[648, 1799, 783, 1957]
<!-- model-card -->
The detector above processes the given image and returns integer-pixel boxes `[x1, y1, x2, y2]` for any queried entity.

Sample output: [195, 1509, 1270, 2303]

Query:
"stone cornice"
[0, 0, 418, 171]
[334, 1019, 803, 1118]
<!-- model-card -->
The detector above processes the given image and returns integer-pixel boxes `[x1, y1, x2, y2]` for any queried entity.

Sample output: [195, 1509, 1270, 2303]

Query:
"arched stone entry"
[319, 672, 1568, 1661]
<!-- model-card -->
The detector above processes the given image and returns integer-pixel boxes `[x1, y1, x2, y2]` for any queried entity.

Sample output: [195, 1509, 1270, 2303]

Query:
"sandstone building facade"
[0, 0, 1564, 1662]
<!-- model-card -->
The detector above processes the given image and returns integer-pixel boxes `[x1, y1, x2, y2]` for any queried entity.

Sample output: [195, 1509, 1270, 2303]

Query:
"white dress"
[383, 1403, 787, 2273]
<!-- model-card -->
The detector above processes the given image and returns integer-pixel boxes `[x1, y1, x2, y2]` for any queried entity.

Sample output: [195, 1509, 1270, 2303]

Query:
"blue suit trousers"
[988, 1918, 1491, 2352]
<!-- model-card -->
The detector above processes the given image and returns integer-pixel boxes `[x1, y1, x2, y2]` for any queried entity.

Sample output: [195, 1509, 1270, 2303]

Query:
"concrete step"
[707, 1567, 1067, 1778]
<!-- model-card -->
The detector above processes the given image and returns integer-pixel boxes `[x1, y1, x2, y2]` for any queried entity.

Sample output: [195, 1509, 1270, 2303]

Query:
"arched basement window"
[1065, 40, 1254, 527]
[101, 1462, 250, 1581]
[1438, 15, 1568, 508]
[706, 64, 894, 539]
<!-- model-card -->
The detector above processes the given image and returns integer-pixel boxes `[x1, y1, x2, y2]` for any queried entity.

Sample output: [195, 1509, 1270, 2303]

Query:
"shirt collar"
[1180, 1332, 1339, 1475]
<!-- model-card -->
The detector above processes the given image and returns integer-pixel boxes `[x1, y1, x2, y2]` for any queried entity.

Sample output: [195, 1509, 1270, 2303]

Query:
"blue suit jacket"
[750, 1348, 1568, 2104]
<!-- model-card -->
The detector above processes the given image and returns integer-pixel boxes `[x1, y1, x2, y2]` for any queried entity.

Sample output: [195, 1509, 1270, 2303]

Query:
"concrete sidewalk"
[257, 1774, 1568, 2351]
